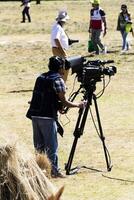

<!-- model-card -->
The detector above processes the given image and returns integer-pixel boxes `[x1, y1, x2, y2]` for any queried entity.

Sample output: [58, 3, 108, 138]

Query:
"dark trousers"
[91, 29, 104, 54]
[22, 7, 31, 22]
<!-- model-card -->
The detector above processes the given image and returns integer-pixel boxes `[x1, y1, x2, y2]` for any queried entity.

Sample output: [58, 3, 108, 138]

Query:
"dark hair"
[48, 56, 65, 72]
[121, 4, 127, 9]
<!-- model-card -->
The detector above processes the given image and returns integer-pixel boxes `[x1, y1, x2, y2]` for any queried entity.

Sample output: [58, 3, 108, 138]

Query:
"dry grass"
[0, 142, 63, 200]
[0, 0, 134, 200]
[35, 153, 52, 177]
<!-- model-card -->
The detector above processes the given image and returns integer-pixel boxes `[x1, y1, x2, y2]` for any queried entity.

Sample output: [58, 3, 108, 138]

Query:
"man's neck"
[58, 21, 65, 27]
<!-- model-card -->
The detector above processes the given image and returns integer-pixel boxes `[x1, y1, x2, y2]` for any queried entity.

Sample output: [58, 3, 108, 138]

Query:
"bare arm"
[102, 16, 107, 36]
[131, 28, 134, 37]
[20, 1, 24, 6]
[89, 19, 92, 32]
[58, 91, 85, 109]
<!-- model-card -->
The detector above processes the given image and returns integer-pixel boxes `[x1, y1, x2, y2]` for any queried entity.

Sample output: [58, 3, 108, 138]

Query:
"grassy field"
[0, 1, 134, 199]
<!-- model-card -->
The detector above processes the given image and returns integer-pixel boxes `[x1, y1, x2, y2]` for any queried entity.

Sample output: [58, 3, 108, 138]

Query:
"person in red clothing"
[89, 0, 107, 54]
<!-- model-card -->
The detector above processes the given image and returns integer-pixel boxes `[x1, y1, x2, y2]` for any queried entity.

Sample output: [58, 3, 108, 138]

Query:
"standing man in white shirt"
[51, 11, 70, 82]
[21, 0, 31, 23]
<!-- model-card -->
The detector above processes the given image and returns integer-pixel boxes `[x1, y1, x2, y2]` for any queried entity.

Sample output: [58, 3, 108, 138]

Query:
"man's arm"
[20, 2, 24, 6]
[58, 91, 85, 109]
[102, 16, 107, 36]
[88, 9, 92, 33]
[54, 77, 86, 112]
[20, 0, 24, 6]
[131, 28, 134, 37]
[100, 9, 107, 36]
[88, 19, 92, 33]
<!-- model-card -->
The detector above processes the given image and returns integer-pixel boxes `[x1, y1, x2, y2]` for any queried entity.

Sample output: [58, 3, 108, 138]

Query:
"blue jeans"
[32, 117, 58, 174]
[120, 30, 129, 50]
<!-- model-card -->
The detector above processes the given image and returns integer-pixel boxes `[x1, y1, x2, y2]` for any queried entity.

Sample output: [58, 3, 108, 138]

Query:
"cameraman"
[26, 56, 86, 178]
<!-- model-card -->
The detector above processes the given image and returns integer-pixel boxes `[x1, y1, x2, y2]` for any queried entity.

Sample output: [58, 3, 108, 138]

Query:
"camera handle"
[65, 88, 112, 175]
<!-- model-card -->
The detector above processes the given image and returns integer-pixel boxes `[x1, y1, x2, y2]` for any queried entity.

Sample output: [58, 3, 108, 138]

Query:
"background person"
[20, 0, 31, 23]
[88, 0, 107, 54]
[117, 4, 134, 52]
[36, 0, 41, 4]
[26, 56, 86, 178]
[51, 11, 70, 82]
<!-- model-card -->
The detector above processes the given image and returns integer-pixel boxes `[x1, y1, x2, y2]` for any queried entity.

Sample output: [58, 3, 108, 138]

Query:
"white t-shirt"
[51, 23, 69, 50]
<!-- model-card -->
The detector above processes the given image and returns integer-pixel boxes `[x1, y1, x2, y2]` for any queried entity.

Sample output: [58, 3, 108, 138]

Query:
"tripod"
[65, 82, 112, 175]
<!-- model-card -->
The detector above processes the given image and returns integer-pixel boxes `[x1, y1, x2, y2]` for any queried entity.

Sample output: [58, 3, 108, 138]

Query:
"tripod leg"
[65, 102, 91, 175]
[65, 137, 79, 175]
[65, 108, 84, 175]
[93, 94, 112, 171]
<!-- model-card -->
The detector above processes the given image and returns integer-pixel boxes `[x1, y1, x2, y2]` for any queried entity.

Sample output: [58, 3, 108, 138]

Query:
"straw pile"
[0, 143, 64, 200]
[35, 153, 52, 178]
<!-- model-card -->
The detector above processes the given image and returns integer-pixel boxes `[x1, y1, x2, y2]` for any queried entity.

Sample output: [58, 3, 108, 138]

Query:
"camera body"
[66, 56, 117, 85]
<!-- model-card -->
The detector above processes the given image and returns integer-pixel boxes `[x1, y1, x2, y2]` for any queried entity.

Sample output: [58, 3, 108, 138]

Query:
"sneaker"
[101, 46, 107, 54]
[126, 46, 131, 51]
[120, 49, 127, 54]
[51, 171, 66, 178]
[100, 46, 107, 54]
[104, 46, 107, 54]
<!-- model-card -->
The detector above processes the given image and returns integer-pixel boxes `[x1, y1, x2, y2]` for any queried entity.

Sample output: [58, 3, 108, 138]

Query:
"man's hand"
[103, 28, 107, 37]
[132, 30, 134, 37]
[77, 100, 87, 109]
[88, 28, 91, 33]
[59, 109, 66, 114]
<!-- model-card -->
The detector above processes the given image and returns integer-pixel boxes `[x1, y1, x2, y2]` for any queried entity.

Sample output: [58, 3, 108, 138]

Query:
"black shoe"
[21, 21, 25, 23]
[51, 171, 66, 178]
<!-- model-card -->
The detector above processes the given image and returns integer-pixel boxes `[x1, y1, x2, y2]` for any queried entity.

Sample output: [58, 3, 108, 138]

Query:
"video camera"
[66, 56, 117, 85]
